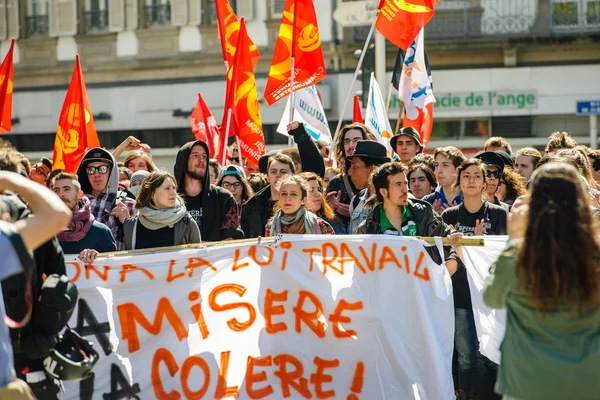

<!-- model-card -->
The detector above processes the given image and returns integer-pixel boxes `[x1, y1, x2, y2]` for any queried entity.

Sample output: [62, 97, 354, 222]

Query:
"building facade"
[0, 0, 599, 165]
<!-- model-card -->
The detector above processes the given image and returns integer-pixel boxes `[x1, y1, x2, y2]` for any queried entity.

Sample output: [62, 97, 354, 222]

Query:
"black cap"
[474, 151, 504, 172]
[494, 150, 514, 169]
[83, 150, 113, 167]
[258, 149, 279, 174]
[347, 141, 390, 163]
[390, 127, 422, 152]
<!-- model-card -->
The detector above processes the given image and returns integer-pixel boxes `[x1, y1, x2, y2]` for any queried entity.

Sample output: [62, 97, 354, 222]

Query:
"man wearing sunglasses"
[474, 151, 510, 212]
[76, 148, 136, 250]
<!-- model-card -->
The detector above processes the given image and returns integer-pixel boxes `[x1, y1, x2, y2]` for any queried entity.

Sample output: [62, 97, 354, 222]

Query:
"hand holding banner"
[62, 236, 455, 399]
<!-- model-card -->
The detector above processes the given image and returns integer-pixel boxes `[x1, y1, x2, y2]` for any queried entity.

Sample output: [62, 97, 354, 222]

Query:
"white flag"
[277, 86, 332, 144]
[365, 72, 393, 152]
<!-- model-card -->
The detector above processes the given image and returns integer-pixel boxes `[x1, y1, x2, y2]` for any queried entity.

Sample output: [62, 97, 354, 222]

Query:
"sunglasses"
[86, 165, 110, 175]
[486, 170, 500, 179]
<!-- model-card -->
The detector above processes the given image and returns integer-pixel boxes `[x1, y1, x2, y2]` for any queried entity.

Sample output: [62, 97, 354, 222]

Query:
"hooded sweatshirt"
[76, 148, 136, 250]
[174, 140, 244, 241]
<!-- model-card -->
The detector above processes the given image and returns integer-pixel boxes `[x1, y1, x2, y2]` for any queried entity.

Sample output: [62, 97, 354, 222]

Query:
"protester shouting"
[174, 140, 243, 241]
[51, 172, 116, 261]
[390, 126, 422, 165]
[242, 153, 295, 238]
[346, 141, 390, 234]
[484, 162, 600, 399]
[265, 175, 334, 236]
[327, 123, 377, 231]
[442, 159, 508, 400]
[76, 148, 136, 250]
[123, 171, 200, 250]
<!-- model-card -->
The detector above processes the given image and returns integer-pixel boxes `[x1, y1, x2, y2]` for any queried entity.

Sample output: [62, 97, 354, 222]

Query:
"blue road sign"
[576, 100, 600, 116]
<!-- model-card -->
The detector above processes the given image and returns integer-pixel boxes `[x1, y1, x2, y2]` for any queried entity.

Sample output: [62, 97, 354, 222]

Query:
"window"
[146, 0, 171, 27]
[205, 0, 237, 25]
[270, 0, 285, 18]
[84, 0, 109, 32]
[551, 0, 600, 28]
[27, 0, 49, 36]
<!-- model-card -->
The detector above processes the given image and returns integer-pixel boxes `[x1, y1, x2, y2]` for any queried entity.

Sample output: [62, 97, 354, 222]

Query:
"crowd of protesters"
[0, 122, 599, 399]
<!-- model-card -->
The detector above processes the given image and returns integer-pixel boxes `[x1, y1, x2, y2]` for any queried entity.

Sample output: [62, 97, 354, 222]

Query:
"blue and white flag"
[365, 72, 393, 152]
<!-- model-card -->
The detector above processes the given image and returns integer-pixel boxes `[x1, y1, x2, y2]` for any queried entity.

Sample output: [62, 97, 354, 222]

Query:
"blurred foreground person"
[484, 163, 600, 399]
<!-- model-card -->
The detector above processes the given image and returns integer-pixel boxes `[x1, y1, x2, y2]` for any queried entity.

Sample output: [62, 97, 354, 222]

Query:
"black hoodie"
[174, 140, 244, 241]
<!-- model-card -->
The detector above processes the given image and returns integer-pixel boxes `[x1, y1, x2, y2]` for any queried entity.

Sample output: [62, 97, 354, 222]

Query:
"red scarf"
[58, 197, 95, 242]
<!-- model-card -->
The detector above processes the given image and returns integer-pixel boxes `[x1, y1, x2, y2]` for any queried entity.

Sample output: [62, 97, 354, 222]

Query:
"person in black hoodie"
[174, 140, 243, 241]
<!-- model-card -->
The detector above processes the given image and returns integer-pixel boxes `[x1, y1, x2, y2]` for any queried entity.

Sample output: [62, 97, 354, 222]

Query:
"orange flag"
[0, 39, 15, 134]
[264, 0, 326, 106]
[52, 55, 100, 173]
[215, 0, 260, 70]
[375, 0, 436, 51]
[190, 92, 223, 161]
[223, 18, 265, 166]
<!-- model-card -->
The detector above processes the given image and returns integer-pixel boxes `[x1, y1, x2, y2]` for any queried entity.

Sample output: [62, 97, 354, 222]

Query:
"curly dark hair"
[334, 123, 377, 173]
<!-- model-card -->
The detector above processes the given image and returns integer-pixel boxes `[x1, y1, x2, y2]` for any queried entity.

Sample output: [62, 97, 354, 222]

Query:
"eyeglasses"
[343, 138, 361, 146]
[486, 170, 500, 179]
[222, 182, 242, 189]
[86, 165, 110, 175]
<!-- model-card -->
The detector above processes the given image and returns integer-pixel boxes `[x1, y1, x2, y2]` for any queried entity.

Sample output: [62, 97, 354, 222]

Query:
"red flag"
[215, 0, 260, 69]
[353, 95, 364, 124]
[222, 19, 265, 166]
[0, 39, 15, 134]
[190, 93, 222, 161]
[52, 55, 100, 173]
[375, 0, 436, 51]
[264, 0, 327, 105]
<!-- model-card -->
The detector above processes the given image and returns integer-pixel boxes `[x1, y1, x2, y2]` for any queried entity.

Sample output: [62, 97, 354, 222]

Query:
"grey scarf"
[138, 199, 187, 230]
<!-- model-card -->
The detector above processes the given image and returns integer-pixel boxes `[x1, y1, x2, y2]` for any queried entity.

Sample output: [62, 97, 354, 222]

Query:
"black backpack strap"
[0, 220, 34, 329]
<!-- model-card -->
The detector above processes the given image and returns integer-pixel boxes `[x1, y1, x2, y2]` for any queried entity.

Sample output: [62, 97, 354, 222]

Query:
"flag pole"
[222, 108, 232, 166]
[288, 56, 295, 147]
[288, 0, 298, 148]
[332, 19, 377, 146]
[394, 101, 404, 135]
[236, 135, 243, 167]
[385, 83, 394, 113]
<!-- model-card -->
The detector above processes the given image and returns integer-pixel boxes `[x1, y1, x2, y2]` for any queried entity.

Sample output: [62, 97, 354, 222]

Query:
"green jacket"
[484, 240, 600, 399]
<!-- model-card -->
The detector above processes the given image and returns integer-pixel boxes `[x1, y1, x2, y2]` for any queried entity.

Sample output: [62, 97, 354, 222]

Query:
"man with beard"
[174, 140, 243, 241]
[51, 172, 116, 262]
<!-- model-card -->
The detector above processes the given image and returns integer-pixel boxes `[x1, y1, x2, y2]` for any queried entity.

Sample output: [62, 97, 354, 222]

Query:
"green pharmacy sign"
[390, 91, 538, 111]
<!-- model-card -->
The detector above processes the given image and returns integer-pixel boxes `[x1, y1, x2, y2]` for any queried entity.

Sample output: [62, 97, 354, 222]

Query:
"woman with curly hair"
[496, 167, 527, 206]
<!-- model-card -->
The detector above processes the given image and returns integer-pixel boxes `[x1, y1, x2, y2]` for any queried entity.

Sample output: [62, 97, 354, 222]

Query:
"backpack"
[0, 220, 36, 329]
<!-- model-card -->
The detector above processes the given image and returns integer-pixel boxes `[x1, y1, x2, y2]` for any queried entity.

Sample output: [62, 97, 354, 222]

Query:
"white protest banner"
[277, 86, 332, 144]
[462, 236, 509, 364]
[365, 73, 393, 152]
[61, 235, 454, 399]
